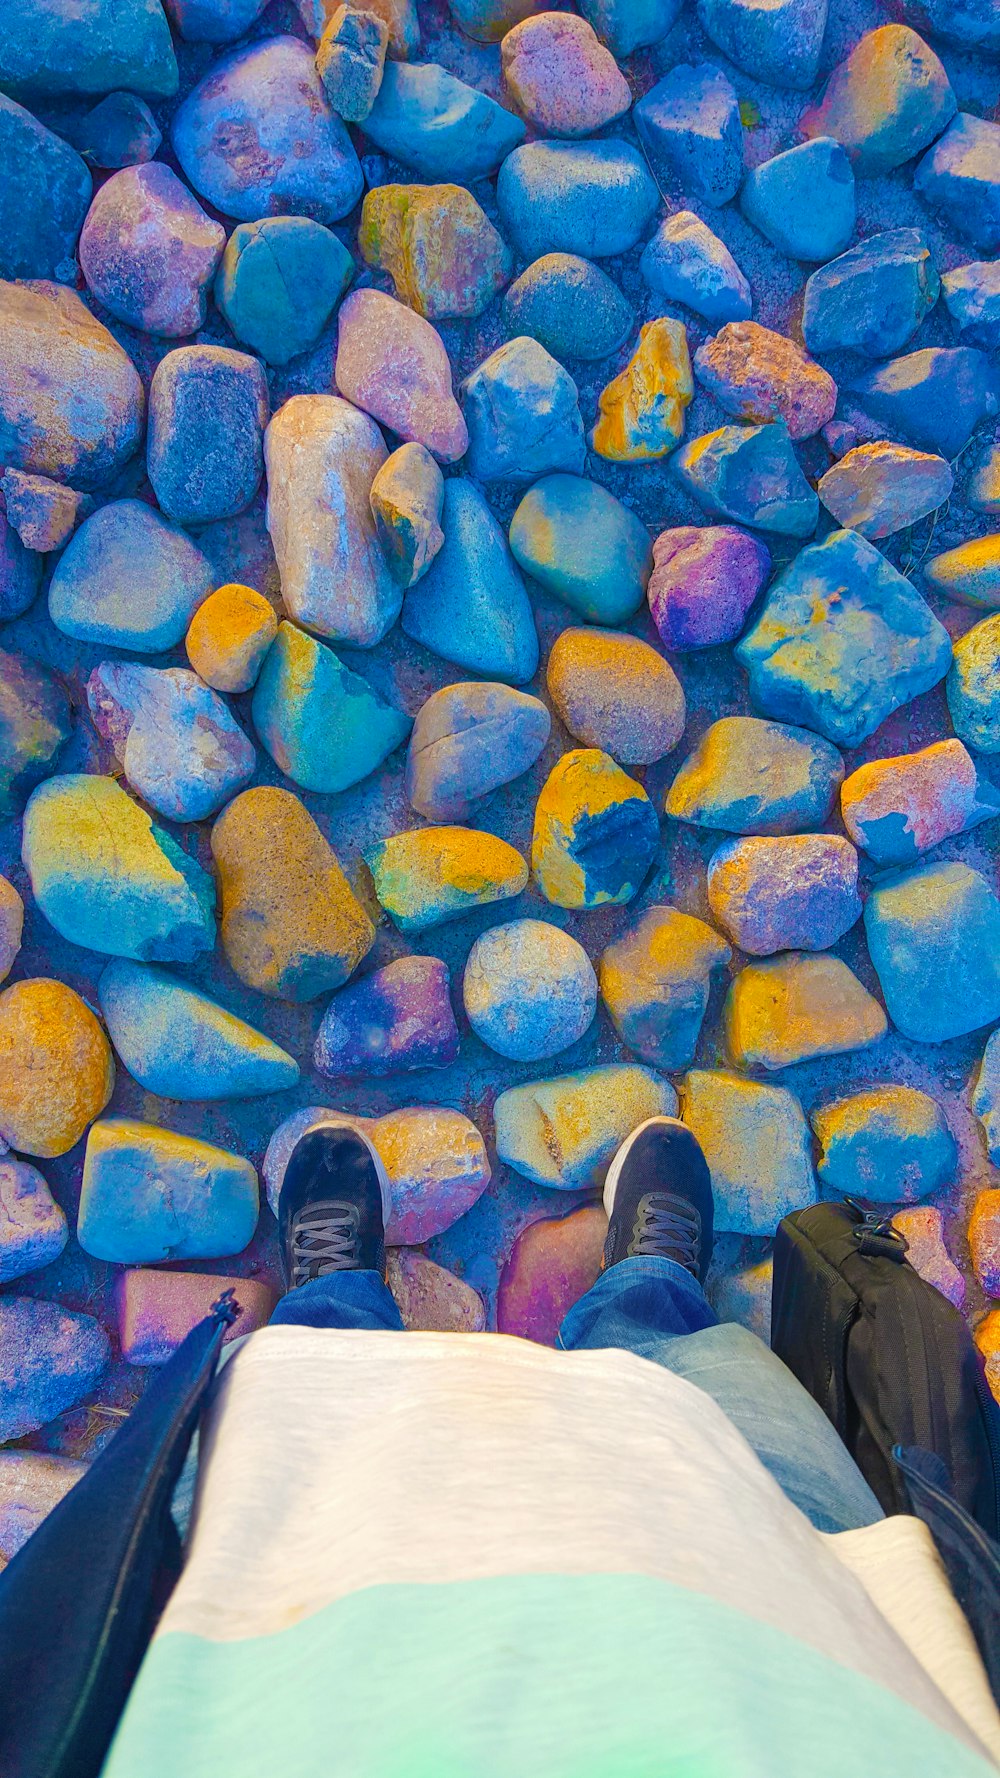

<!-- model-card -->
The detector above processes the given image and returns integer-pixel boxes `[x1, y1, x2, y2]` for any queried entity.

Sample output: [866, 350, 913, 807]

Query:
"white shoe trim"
[602, 1116, 692, 1221]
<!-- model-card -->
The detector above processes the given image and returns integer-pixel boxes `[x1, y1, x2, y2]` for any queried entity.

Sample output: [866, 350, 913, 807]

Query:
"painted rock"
[366, 826, 528, 932]
[978, 1310, 1000, 1403]
[359, 183, 510, 320]
[0, 1159, 67, 1283]
[79, 162, 224, 337]
[75, 90, 162, 162]
[740, 138, 855, 263]
[802, 228, 940, 359]
[532, 749, 659, 910]
[405, 681, 550, 821]
[172, 36, 363, 223]
[736, 528, 952, 748]
[165, 0, 269, 39]
[925, 536, 1000, 609]
[0, 497, 41, 619]
[634, 61, 743, 207]
[211, 786, 374, 1000]
[314, 956, 458, 1077]
[0, 94, 91, 281]
[901, 0, 1000, 54]
[147, 345, 268, 525]
[461, 337, 585, 484]
[502, 253, 633, 363]
[316, 4, 388, 122]
[840, 738, 1000, 866]
[496, 138, 659, 261]
[969, 442, 1000, 513]
[0, 876, 23, 983]
[401, 479, 538, 683]
[706, 1254, 773, 1342]
[336, 288, 467, 463]
[893, 1206, 964, 1307]
[116, 1267, 276, 1365]
[0, 650, 72, 818]
[864, 860, 1000, 1043]
[264, 394, 399, 648]
[915, 113, 1000, 252]
[968, 1191, 1000, 1297]
[0, 1452, 88, 1564]
[49, 500, 214, 653]
[800, 24, 955, 176]
[681, 1069, 816, 1235]
[665, 717, 844, 836]
[693, 323, 836, 440]
[509, 474, 652, 625]
[497, 1206, 608, 1345]
[591, 319, 692, 461]
[79, 1119, 259, 1263]
[947, 613, 1000, 752]
[501, 12, 630, 137]
[0, 1299, 109, 1445]
[724, 953, 887, 1071]
[215, 216, 354, 367]
[599, 906, 731, 1071]
[813, 1086, 956, 1204]
[578, 0, 681, 55]
[697, 0, 826, 88]
[647, 524, 770, 652]
[387, 1249, 486, 1334]
[941, 260, 1000, 348]
[495, 1064, 678, 1191]
[448, 0, 547, 38]
[463, 918, 597, 1061]
[0, 0, 173, 91]
[370, 443, 444, 588]
[846, 347, 996, 462]
[2, 471, 89, 556]
[88, 661, 255, 822]
[362, 60, 525, 182]
[23, 775, 216, 963]
[185, 583, 277, 693]
[0, 978, 115, 1158]
[252, 622, 410, 794]
[99, 959, 299, 1100]
[546, 628, 685, 765]
[316, 0, 418, 56]
[672, 423, 819, 537]
[640, 211, 752, 325]
[818, 444, 952, 540]
[707, 834, 861, 955]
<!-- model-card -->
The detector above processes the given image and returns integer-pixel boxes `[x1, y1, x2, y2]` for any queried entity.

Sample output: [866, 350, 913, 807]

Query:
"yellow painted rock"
[591, 318, 693, 461]
[923, 534, 1000, 609]
[185, 582, 277, 693]
[359, 182, 511, 319]
[532, 748, 659, 908]
[724, 952, 887, 1071]
[600, 906, 731, 1070]
[681, 1068, 816, 1233]
[366, 825, 528, 931]
[494, 1062, 678, 1190]
[0, 978, 115, 1158]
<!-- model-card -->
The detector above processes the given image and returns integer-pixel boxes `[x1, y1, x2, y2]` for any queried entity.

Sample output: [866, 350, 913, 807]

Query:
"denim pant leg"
[269, 1270, 405, 1332]
[558, 1256, 884, 1535]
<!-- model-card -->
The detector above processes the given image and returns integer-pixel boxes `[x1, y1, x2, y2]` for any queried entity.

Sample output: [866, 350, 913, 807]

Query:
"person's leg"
[269, 1269, 404, 1331]
[269, 1122, 404, 1333]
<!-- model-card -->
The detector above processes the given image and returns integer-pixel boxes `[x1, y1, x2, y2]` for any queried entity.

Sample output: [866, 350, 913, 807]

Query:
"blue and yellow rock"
[591, 319, 692, 461]
[672, 422, 819, 536]
[494, 1063, 678, 1191]
[924, 535, 1000, 609]
[946, 612, 1000, 752]
[532, 749, 659, 909]
[864, 860, 1000, 1043]
[463, 918, 597, 1061]
[724, 953, 887, 1071]
[252, 621, 411, 795]
[546, 627, 685, 765]
[0, 977, 115, 1158]
[841, 738, 1000, 866]
[78, 1118, 259, 1264]
[813, 1087, 957, 1205]
[509, 473, 653, 624]
[185, 583, 277, 694]
[0, 649, 72, 818]
[599, 906, 731, 1070]
[366, 826, 529, 932]
[98, 960, 299, 1101]
[665, 716, 843, 835]
[681, 1069, 816, 1234]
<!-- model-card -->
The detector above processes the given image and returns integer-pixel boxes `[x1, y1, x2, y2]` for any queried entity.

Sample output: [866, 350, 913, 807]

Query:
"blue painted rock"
[336, 289, 467, 462]
[496, 138, 659, 261]
[148, 346, 268, 526]
[0, 1159, 67, 1283]
[49, 499, 214, 653]
[501, 12, 630, 137]
[79, 1118, 259, 1263]
[316, 4, 388, 122]
[173, 37, 363, 223]
[369, 443, 444, 588]
[693, 323, 836, 440]
[640, 211, 751, 325]
[532, 749, 659, 909]
[87, 660, 256, 822]
[648, 524, 770, 651]
[314, 956, 458, 1077]
[215, 217, 354, 367]
[578, 0, 681, 54]
[366, 827, 528, 932]
[546, 628, 685, 764]
[0, 94, 91, 280]
[464, 919, 596, 1062]
[0, 0, 177, 100]
[0, 875, 23, 983]
[947, 612, 1000, 752]
[0, 497, 41, 618]
[0, 280, 143, 489]
[924, 536, 1000, 608]
[681, 1069, 816, 1235]
[672, 423, 819, 537]
[23, 774, 216, 963]
[841, 738, 1000, 865]
[740, 138, 855, 263]
[100, 960, 298, 1100]
[387, 1249, 486, 1335]
[665, 716, 844, 835]
[972, 1033, 1000, 1167]
[802, 229, 940, 358]
[2, 471, 90, 555]
[707, 834, 862, 955]
[865, 860, 1000, 1042]
[461, 338, 584, 484]
[405, 681, 550, 820]
[599, 906, 731, 1070]
[165, 0, 268, 39]
[902, 0, 1000, 53]
[359, 183, 510, 321]
[634, 62, 743, 206]
[186, 583, 277, 693]
[941, 260, 1000, 348]
[845, 347, 997, 460]
[79, 162, 224, 337]
[725, 952, 887, 1070]
[818, 444, 952, 540]
[915, 114, 1000, 252]
[697, 0, 826, 88]
[813, 1087, 957, 1204]
[264, 394, 399, 648]
[0, 650, 72, 817]
[0, 1298, 109, 1444]
[252, 621, 410, 794]
[800, 24, 955, 176]
[361, 60, 525, 181]
[401, 479, 539, 683]
[495, 1064, 678, 1191]
[736, 528, 952, 747]
[509, 474, 652, 625]
[0, 977, 115, 1158]
[74, 92, 161, 165]
[502, 254, 632, 362]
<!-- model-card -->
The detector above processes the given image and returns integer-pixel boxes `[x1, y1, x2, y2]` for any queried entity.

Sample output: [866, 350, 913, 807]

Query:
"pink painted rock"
[693, 323, 837, 440]
[79, 162, 225, 338]
[115, 1267, 277, 1364]
[497, 1205, 608, 1346]
[975, 1308, 1000, 1405]
[840, 738, 1000, 867]
[386, 1248, 486, 1331]
[969, 1189, 1000, 1299]
[501, 12, 631, 138]
[648, 524, 771, 651]
[0, 1158, 67, 1283]
[893, 1206, 965, 1307]
[335, 288, 468, 463]
[0, 875, 23, 983]
[0, 1452, 88, 1567]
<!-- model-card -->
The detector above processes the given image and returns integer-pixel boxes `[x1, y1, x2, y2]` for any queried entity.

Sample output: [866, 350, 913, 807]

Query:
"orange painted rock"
[969, 1189, 1000, 1297]
[0, 874, 23, 982]
[185, 582, 277, 692]
[497, 1205, 608, 1344]
[546, 627, 685, 765]
[591, 318, 692, 461]
[693, 321, 836, 440]
[366, 825, 528, 932]
[975, 1307, 1000, 1403]
[0, 977, 115, 1157]
[724, 953, 887, 1071]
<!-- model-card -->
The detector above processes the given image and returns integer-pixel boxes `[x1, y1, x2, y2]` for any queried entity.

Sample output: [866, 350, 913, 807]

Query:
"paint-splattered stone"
[819, 444, 952, 540]
[665, 717, 843, 835]
[737, 528, 952, 748]
[640, 211, 752, 325]
[707, 834, 861, 955]
[496, 139, 659, 261]
[578, 0, 681, 55]
[320, 0, 417, 57]
[497, 1205, 607, 1345]
[0, 94, 91, 282]
[252, 622, 410, 795]
[23, 774, 216, 963]
[406, 681, 550, 821]
[0, 1452, 88, 1565]
[316, 5, 388, 122]
[172, 36, 363, 223]
[0, 1298, 109, 1444]
[501, 12, 630, 137]
[116, 1267, 276, 1365]
[79, 1119, 259, 1263]
[2, 471, 89, 555]
[99, 960, 299, 1100]
[740, 138, 855, 263]
[800, 24, 955, 176]
[186, 583, 277, 694]
[698, 0, 826, 89]
[75, 91, 162, 162]
[706, 1253, 773, 1342]
[915, 113, 1000, 253]
[892, 1206, 965, 1307]
[591, 319, 692, 461]
[336, 288, 467, 462]
[941, 260, 1000, 348]
[725, 953, 886, 1071]
[462, 337, 585, 484]
[599, 906, 731, 1071]
[693, 323, 836, 440]
[978, 1309, 1000, 1402]
[314, 956, 458, 1077]
[509, 474, 652, 625]
[495, 1064, 678, 1192]
[387, 1250, 486, 1334]
[264, 394, 398, 648]
[841, 739, 1000, 866]
[448, 0, 547, 39]
[532, 750, 659, 910]
[370, 444, 444, 589]
[502, 253, 633, 362]
[802, 228, 940, 359]
[925, 537, 1000, 609]
[0, 876, 23, 983]
[147, 345, 268, 525]
[0, 977, 115, 1158]
[370, 1106, 491, 1242]
[672, 423, 819, 537]
[49, 499, 214, 653]
[635, 61, 743, 207]
[212, 786, 374, 1000]
[366, 826, 528, 932]
[362, 60, 525, 181]
[0, 650, 72, 818]
[864, 861, 1000, 1043]
[215, 216, 354, 367]
[813, 1083, 956, 1206]
[681, 1069, 816, 1235]
[0, 1159, 67, 1282]
[360, 183, 510, 320]
[972, 1029, 1000, 1166]
[401, 478, 539, 683]
[79, 162, 224, 338]
[969, 442, 1000, 513]
[967, 1191, 1000, 1297]
[546, 629, 685, 765]
[846, 346, 996, 462]
[463, 918, 597, 1061]
[87, 661, 255, 822]
[647, 524, 770, 652]
[947, 613, 1000, 752]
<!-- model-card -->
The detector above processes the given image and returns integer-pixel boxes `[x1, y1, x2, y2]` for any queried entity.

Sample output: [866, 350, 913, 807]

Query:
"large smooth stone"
[681, 1069, 816, 1235]
[707, 834, 861, 955]
[864, 860, 1000, 1043]
[87, 661, 255, 822]
[366, 826, 528, 932]
[215, 216, 354, 368]
[925, 536, 1000, 609]
[724, 953, 887, 1070]
[369, 443, 444, 588]
[335, 288, 467, 463]
[915, 113, 1000, 252]
[640, 211, 752, 325]
[800, 23, 955, 176]
[79, 1119, 259, 1263]
[401, 479, 539, 683]
[509, 474, 652, 625]
[148, 345, 268, 524]
[840, 738, 1000, 865]
[49, 500, 214, 653]
[501, 11, 629, 137]
[495, 1064, 678, 1191]
[546, 628, 685, 765]
[0, 1299, 109, 1444]
[406, 681, 550, 821]
[665, 716, 844, 835]
[463, 918, 597, 1061]
[802, 229, 940, 358]
[461, 337, 585, 484]
[0, 0, 178, 100]
[98, 960, 299, 1100]
[532, 749, 659, 909]
[496, 1205, 608, 1346]
[387, 1250, 486, 1334]
[634, 61, 743, 207]
[647, 524, 770, 652]
[672, 423, 819, 537]
[599, 906, 731, 1071]
[359, 182, 511, 320]
[0, 978, 115, 1159]
[813, 1086, 957, 1204]
[361, 60, 525, 181]
[946, 612, 1000, 752]
[186, 583, 277, 694]
[693, 322, 836, 441]
[496, 138, 659, 260]
[0, 94, 91, 281]
[0, 650, 72, 818]
[698, 0, 827, 89]
[845, 347, 996, 461]
[818, 444, 952, 540]
[252, 622, 410, 794]
[314, 956, 458, 1077]
[741, 137, 855, 263]
[0, 1452, 88, 1563]
[115, 1267, 275, 1365]
[502, 253, 633, 363]
[79, 162, 224, 337]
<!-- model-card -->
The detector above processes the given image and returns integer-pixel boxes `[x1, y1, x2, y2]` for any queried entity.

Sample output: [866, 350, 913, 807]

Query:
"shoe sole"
[602, 1116, 694, 1221]
[312, 1117, 394, 1230]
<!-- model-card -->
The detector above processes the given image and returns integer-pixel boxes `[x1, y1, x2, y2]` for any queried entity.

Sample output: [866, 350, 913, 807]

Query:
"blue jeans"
[270, 1256, 883, 1535]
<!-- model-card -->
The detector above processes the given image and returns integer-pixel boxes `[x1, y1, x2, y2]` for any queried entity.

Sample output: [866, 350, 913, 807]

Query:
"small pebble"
[215, 216, 354, 367]
[665, 716, 844, 835]
[405, 681, 550, 821]
[640, 211, 752, 325]
[359, 182, 510, 320]
[370, 443, 444, 588]
[841, 738, 1000, 865]
[681, 1069, 816, 1235]
[362, 60, 525, 182]
[0, 648, 73, 817]
[802, 228, 940, 359]
[532, 749, 660, 909]
[0, 1298, 109, 1444]
[88, 661, 255, 823]
[800, 23, 956, 176]
[0, 876, 23, 983]
[79, 161, 225, 338]
[147, 344, 269, 526]
[0, 977, 115, 1159]
[387, 1250, 486, 1334]
[546, 628, 685, 764]
[185, 583, 277, 694]
[496, 138, 659, 261]
[116, 1267, 276, 1365]
[864, 860, 1000, 1043]
[401, 478, 539, 683]
[724, 952, 887, 1071]
[463, 918, 597, 1061]
[99, 958, 298, 1101]
[893, 1206, 965, 1306]
[672, 422, 819, 537]
[336, 288, 468, 462]
[648, 524, 770, 652]
[495, 1064, 678, 1191]
[49, 499, 214, 654]
[366, 826, 528, 932]
[915, 113, 1000, 253]
[461, 336, 585, 483]
[599, 906, 731, 1070]
[741, 137, 855, 263]
[591, 319, 693, 462]
[947, 612, 1000, 751]
[634, 61, 743, 207]
[925, 536, 1000, 609]
[79, 1118, 259, 1264]
[252, 621, 410, 795]
[316, 5, 388, 123]
[1, 471, 90, 554]
[693, 322, 836, 440]
[502, 253, 632, 362]
[314, 956, 459, 1077]
[497, 1206, 607, 1346]
[818, 443, 952, 539]
[0, 1159, 68, 1283]
[813, 1087, 957, 1205]
[501, 11, 630, 138]
[707, 834, 862, 955]
[509, 473, 652, 624]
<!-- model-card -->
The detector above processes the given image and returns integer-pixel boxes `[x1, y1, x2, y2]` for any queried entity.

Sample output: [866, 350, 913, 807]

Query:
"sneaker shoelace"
[628, 1193, 701, 1269]
[290, 1201, 361, 1286]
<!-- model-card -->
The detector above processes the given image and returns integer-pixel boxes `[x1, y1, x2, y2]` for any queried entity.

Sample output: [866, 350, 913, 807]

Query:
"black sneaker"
[602, 1117, 714, 1282]
[277, 1121, 392, 1290]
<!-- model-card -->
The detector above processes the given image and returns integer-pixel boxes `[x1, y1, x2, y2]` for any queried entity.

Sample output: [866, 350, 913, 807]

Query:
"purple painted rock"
[0, 495, 41, 620]
[818, 443, 952, 540]
[894, 1206, 965, 1307]
[840, 738, 1000, 866]
[335, 289, 468, 463]
[148, 345, 269, 526]
[313, 956, 459, 1077]
[546, 628, 685, 765]
[497, 1206, 608, 1346]
[0, 1453, 88, 1566]
[387, 1249, 486, 1333]
[406, 681, 550, 821]
[2, 471, 90, 555]
[0, 1297, 109, 1442]
[115, 1267, 276, 1364]
[0, 1158, 68, 1283]
[707, 834, 862, 955]
[693, 323, 836, 441]
[648, 525, 770, 651]
[87, 661, 256, 823]
[79, 162, 225, 338]
[501, 12, 630, 138]
[0, 649, 73, 818]
[0, 876, 23, 983]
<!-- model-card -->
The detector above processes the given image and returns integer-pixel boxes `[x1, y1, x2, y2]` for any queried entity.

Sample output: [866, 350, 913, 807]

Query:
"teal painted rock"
[0, 1298, 109, 1444]
[502, 254, 633, 363]
[496, 138, 659, 261]
[401, 479, 539, 684]
[509, 474, 653, 625]
[79, 1118, 259, 1263]
[463, 918, 597, 1061]
[461, 337, 585, 484]
[366, 826, 528, 932]
[672, 423, 819, 536]
[99, 960, 299, 1100]
[599, 906, 731, 1071]
[736, 528, 952, 747]
[665, 716, 844, 835]
[946, 612, 1000, 752]
[818, 444, 952, 540]
[22, 774, 216, 963]
[495, 1063, 678, 1191]
[813, 1086, 957, 1204]
[864, 860, 1000, 1042]
[406, 681, 550, 821]
[361, 60, 525, 181]
[707, 834, 862, 955]
[740, 137, 855, 263]
[800, 24, 955, 177]
[87, 661, 255, 822]
[840, 738, 1000, 866]
[0, 650, 73, 818]
[369, 443, 444, 589]
[252, 622, 410, 794]
[532, 749, 659, 909]
[48, 499, 214, 653]
[724, 952, 887, 1070]
[215, 216, 354, 367]
[0, 0, 178, 100]
[681, 1069, 816, 1234]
